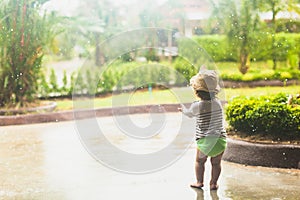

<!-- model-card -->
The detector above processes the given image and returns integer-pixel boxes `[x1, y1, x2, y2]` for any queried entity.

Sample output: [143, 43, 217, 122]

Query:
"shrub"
[61, 70, 69, 95]
[279, 71, 292, 81]
[183, 33, 300, 63]
[49, 68, 59, 93]
[192, 35, 237, 62]
[0, 0, 58, 107]
[286, 69, 300, 80]
[173, 57, 197, 86]
[226, 93, 300, 139]
[38, 72, 51, 98]
[99, 69, 117, 93]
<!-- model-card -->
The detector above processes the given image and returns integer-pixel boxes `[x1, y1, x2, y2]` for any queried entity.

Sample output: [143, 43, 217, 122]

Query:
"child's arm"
[178, 102, 200, 118]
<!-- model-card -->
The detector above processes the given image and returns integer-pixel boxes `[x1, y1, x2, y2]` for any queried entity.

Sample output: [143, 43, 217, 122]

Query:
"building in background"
[158, 0, 212, 38]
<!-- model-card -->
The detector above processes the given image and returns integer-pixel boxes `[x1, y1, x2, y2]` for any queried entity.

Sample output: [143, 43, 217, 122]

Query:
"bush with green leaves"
[0, 0, 59, 107]
[173, 57, 197, 86]
[219, 65, 300, 82]
[180, 33, 300, 65]
[192, 35, 237, 62]
[226, 93, 300, 139]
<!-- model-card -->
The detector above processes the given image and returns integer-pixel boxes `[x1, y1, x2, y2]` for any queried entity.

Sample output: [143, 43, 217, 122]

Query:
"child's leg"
[210, 152, 224, 190]
[191, 148, 207, 188]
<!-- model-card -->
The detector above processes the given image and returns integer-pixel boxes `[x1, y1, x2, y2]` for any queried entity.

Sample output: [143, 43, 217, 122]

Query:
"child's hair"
[195, 90, 216, 100]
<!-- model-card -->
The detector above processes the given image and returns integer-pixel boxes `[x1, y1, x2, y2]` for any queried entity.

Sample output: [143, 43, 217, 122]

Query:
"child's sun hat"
[190, 69, 220, 93]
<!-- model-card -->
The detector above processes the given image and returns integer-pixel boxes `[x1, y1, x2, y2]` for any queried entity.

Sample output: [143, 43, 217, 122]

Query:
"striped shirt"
[181, 99, 226, 140]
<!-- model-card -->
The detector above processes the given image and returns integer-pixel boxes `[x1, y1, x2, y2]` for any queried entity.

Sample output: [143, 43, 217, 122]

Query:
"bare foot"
[190, 182, 204, 189]
[210, 183, 219, 190]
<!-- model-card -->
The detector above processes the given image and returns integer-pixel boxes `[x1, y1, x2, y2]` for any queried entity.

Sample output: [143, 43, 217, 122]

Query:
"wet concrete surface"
[0, 113, 300, 200]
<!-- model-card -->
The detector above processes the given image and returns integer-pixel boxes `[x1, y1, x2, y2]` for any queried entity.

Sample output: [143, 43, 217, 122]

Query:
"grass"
[216, 61, 300, 81]
[52, 85, 300, 111]
[216, 60, 289, 72]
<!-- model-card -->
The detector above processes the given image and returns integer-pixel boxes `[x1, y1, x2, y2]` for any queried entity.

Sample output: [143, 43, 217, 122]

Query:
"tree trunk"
[271, 7, 277, 70]
[239, 51, 249, 74]
[168, 30, 172, 63]
[272, 31, 277, 70]
[95, 33, 101, 66]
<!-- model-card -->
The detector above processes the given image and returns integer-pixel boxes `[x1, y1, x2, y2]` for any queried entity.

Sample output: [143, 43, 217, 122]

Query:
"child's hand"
[178, 104, 186, 112]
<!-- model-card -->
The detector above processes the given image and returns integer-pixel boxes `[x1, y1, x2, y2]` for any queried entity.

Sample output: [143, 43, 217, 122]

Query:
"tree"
[210, 0, 261, 74]
[256, 0, 300, 69]
[73, 0, 121, 66]
[0, 0, 58, 108]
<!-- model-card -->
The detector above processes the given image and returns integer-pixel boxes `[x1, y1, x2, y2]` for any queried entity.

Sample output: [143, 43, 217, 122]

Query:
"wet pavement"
[0, 113, 300, 200]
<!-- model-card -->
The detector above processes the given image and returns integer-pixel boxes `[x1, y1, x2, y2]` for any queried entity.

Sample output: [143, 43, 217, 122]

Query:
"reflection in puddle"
[222, 162, 300, 199]
[98, 113, 193, 154]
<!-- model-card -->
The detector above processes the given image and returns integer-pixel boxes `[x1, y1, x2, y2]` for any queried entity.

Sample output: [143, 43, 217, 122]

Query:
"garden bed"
[223, 137, 300, 169]
[224, 92, 300, 169]
[0, 101, 57, 115]
[222, 79, 300, 88]
[227, 130, 300, 145]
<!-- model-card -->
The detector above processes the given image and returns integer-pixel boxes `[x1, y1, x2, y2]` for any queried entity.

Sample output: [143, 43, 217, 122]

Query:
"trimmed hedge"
[173, 57, 197, 86]
[219, 68, 300, 81]
[178, 33, 300, 63]
[192, 35, 237, 62]
[226, 93, 300, 139]
[39, 61, 173, 97]
[40, 59, 300, 98]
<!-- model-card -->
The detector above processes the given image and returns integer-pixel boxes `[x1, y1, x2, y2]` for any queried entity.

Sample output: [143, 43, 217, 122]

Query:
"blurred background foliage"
[1, 0, 300, 106]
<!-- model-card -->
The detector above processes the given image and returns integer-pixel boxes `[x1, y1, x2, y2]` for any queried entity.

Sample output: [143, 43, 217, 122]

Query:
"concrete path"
[0, 113, 299, 200]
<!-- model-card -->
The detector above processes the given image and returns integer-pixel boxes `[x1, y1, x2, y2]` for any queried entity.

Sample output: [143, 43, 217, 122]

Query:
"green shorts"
[197, 136, 227, 157]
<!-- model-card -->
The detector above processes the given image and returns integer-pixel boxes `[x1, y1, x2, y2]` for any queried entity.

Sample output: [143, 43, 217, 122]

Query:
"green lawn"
[216, 61, 289, 72]
[215, 61, 299, 81]
[53, 86, 300, 111]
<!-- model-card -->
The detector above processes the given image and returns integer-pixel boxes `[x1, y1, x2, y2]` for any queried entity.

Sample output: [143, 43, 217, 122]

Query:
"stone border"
[223, 138, 300, 169]
[0, 103, 188, 126]
[0, 101, 57, 115]
[1, 103, 299, 169]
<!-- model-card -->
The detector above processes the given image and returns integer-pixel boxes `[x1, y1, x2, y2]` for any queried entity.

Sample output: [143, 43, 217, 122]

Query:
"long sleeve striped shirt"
[181, 99, 226, 140]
